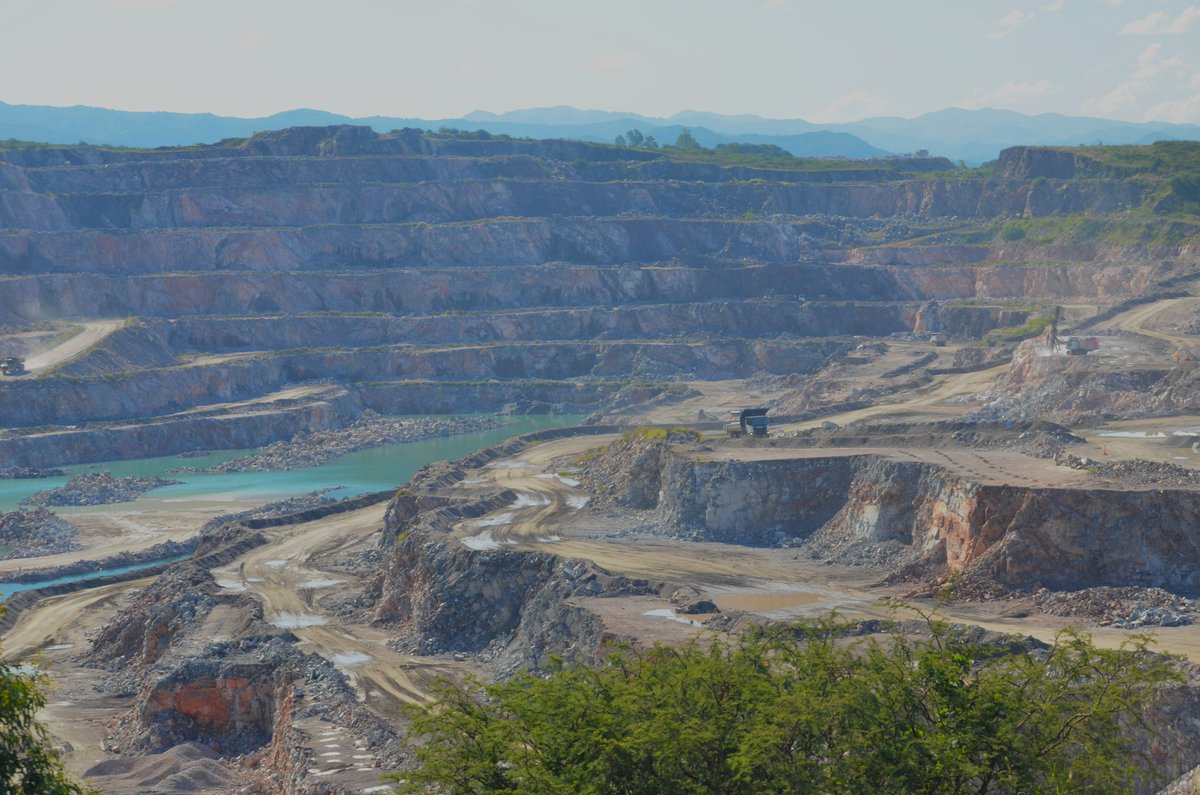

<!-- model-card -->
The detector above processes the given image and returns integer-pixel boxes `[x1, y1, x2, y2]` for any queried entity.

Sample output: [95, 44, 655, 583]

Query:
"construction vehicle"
[1065, 336, 1100, 356]
[0, 357, 25, 376]
[1046, 306, 1061, 353]
[726, 407, 769, 438]
[930, 334, 945, 347]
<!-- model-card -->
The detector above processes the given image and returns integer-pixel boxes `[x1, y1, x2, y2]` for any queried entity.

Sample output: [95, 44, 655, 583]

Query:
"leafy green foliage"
[0, 635, 95, 793]
[1063, 140, 1200, 181]
[671, 129, 703, 152]
[999, 222, 1027, 242]
[394, 615, 1180, 794]
[987, 213, 1200, 247]
[986, 312, 1053, 343]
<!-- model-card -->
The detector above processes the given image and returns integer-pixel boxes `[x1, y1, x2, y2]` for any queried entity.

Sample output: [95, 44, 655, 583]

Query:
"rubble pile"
[577, 428, 701, 509]
[199, 489, 343, 533]
[20, 472, 181, 507]
[0, 507, 81, 559]
[1031, 586, 1194, 627]
[1058, 455, 1200, 488]
[176, 412, 504, 473]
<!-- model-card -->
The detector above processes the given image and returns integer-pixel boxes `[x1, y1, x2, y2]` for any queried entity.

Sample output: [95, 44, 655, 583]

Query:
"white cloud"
[987, 9, 1035, 39]
[1044, 0, 1064, 11]
[1145, 93, 1200, 123]
[809, 91, 897, 123]
[1120, 7, 1200, 34]
[1082, 44, 1200, 122]
[1106, 0, 1123, 5]
[961, 79, 1061, 109]
[762, 0, 788, 7]
[583, 52, 640, 72]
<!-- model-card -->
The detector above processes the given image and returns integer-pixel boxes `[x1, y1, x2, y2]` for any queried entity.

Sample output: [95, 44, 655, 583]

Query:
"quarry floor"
[7, 290, 1200, 790]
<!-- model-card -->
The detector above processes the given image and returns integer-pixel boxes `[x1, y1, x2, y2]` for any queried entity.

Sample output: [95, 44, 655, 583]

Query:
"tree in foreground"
[0, 641, 93, 793]
[393, 614, 1181, 794]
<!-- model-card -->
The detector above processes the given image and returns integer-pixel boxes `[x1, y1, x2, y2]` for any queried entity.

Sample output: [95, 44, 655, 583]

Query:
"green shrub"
[396, 613, 1179, 794]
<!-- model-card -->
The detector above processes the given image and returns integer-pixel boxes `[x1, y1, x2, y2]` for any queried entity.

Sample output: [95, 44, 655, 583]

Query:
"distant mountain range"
[2, 101, 1199, 164]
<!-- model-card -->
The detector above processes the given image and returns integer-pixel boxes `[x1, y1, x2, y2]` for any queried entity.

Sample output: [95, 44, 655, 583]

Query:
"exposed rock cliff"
[652, 448, 1200, 595]
[1, 128, 1191, 465]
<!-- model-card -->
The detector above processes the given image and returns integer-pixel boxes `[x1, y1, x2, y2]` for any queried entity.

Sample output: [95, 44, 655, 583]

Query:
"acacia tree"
[0, 652, 94, 794]
[393, 615, 1182, 794]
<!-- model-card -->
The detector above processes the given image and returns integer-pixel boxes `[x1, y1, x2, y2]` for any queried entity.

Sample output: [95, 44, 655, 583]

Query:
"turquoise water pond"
[0, 415, 579, 597]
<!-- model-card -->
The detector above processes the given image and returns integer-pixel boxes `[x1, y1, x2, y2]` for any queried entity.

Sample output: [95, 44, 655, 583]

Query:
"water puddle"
[643, 608, 703, 627]
[265, 559, 289, 568]
[1099, 431, 1167, 439]
[269, 613, 327, 628]
[566, 494, 589, 509]
[303, 578, 341, 589]
[330, 651, 370, 666]
[215, 580, 247, 592]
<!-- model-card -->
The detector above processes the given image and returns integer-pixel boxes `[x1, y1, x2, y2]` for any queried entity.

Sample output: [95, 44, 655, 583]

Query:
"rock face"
[653, 449, 1200, 594]
[87, 563, 219, 669]
[374, 484, 653, 671]
[0, 127, 1183, 467]
[87, 562, 401, 793]
[974, 336, 1200, 423]
[577, 428, 702, 509]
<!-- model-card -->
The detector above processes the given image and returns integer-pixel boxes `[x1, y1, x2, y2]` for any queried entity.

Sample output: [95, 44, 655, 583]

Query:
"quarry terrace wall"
[656, 451, 1200, 593]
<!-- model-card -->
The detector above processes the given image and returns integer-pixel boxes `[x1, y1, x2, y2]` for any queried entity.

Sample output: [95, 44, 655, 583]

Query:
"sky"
[2, 0, 1199, 124]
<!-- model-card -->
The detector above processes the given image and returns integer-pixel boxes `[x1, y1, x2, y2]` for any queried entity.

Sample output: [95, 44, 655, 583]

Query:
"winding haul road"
[209, 504, 470, 716]
[20, 319, 127, 374]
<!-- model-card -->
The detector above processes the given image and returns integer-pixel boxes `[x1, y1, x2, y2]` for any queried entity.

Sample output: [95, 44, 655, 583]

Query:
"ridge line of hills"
[3, 100, 1199, 165]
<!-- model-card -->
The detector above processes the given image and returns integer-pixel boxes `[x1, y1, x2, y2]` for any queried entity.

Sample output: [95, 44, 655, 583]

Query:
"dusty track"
[1095, 296, 1200, 348]
[210, 504, 470, 716]
[21, 319, 126, 374]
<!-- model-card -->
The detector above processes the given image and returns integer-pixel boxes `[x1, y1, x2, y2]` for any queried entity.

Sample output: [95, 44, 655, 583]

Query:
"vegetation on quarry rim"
[396, 612, 1180, 795]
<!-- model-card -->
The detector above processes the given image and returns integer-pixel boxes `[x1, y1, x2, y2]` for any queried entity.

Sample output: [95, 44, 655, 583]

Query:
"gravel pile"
[1032, 586, 1194, 627]
[199, 489, 343, 532]
[20, 472, 182, 507]
[0, 507, 81, 559]
[1059, 454, 1200, 488]
[175, 412, 504, 473]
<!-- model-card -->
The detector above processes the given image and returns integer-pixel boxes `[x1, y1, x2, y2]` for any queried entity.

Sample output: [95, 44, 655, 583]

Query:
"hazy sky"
[3, 0, 1199, 124]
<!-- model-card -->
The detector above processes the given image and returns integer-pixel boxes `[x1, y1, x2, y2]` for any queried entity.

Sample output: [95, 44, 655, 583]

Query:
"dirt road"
[210, 504, 470, 716]
[21, 319, 126, 374]
[1096, 296, 1200, 348]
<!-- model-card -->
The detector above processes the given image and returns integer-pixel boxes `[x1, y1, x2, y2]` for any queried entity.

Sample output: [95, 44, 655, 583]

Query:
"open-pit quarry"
[3, 130, 1200, 792]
